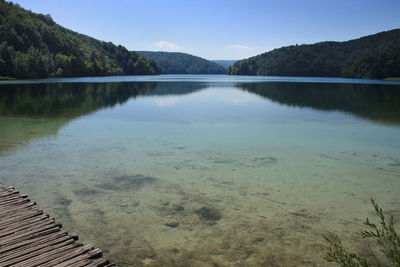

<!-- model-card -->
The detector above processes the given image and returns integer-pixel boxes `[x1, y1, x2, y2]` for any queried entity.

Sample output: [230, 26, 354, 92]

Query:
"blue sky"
[13, 0, 400, 60]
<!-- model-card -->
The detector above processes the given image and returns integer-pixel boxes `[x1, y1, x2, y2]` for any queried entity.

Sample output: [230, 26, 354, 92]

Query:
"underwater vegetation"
[324, 199, 400, 266]
[95, 174, 157, 191]
[195, 206, 221, 223]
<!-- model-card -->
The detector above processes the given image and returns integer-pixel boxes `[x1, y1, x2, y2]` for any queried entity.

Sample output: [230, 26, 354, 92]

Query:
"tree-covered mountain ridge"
[229, 29, 400, 79]
[0, 0, 159, 79]
[137, 51, 227, 74]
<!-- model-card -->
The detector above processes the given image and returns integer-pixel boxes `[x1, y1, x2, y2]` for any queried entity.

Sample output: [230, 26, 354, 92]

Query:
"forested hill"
[137, 51, 227, 74]
[230, 29, 400, 79]
[0, 0, 158, 79]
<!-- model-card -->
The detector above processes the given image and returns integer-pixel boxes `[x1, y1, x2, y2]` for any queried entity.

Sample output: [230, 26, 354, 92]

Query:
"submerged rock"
[253, 156, 277, 164]
[73, 186, 100, 196]
[173, 204, 185, 212]
[195, 206, 221, 223]
[55, 196, 72, 206]
[159, 203, 185, 216]
[164, 220, 180, 228]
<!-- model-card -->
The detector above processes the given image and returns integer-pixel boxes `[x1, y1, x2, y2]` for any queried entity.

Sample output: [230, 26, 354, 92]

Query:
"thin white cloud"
[155, 96, 180, 107]
[224, 96, 256, 104]
[226, 44, 252, 49]
[154, 41, 179, 51]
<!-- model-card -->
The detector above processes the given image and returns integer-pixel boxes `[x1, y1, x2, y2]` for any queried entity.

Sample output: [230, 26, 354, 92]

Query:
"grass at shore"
[384, 77, 400, 81]
[0, 76, 16, 81]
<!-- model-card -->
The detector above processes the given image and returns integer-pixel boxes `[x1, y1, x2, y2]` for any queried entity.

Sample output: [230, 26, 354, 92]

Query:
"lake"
[0, 75, 399, 266]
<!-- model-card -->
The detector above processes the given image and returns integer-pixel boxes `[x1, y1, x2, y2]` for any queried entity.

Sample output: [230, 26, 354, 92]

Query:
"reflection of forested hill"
[0, 81, 209, 118]
[0, 81, 208, 154]
[0, 82, 157, 154]
[238, 82, 400, 125]
[144, 82, 208, 96]
[0, 82, 156, 117]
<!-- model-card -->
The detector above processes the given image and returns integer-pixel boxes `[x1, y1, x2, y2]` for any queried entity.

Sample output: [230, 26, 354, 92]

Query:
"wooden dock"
[0, 183, 114, 267]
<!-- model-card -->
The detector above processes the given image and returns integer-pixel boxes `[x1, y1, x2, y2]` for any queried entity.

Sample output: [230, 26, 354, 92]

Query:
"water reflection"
[1, 80, 399, 154]
[238, 82, 400, 125]
[0, 82, 210, 153]
[0, 82, 155, 117]
[0, 82, 152, 153]
[2, 81, 399, 123]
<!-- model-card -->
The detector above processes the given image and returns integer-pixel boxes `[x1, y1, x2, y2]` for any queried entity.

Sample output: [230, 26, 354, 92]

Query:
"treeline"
[0, 0, 159, 79]
[230, 29, 400, 79]
[137, 51, 226, 74]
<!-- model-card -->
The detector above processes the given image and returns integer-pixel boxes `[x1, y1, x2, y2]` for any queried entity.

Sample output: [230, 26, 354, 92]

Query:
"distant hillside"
[230, 29, 400, 79]
[212, 60, 238, 69]
[0, 0, 158, 79]
[137, 51, 226, 74]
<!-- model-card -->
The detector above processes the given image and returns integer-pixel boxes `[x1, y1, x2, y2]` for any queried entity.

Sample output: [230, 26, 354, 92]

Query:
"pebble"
[164, 220, 180, 227]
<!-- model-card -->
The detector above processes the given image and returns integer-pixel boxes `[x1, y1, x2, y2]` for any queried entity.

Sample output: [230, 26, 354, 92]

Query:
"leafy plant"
[324, 198, 400, 266]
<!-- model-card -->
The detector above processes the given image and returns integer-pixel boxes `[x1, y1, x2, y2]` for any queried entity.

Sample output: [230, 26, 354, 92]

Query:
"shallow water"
[0, 75, 399, 266]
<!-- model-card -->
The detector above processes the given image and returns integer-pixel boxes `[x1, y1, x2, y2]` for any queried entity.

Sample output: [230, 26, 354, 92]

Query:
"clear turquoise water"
[0, 75, 399, 266]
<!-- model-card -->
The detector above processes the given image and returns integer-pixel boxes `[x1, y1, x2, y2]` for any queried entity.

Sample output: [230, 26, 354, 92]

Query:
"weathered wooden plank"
[0, 196, 31, 206]
[0, 192, 20, 200]
[0, 194, 26, 204]
[0, 192, 13, 197]
[1, 203, 37, 213]
[0, 217, 55, 238]
[0, 197, 31, 207]
[0, 235, 72, 261]
[39, 244, 94, 267]
[0, 190, 15, 195]
[0, 221, 61, 242]
[0, 202, 36, 216]
[0, 184, 14, 189]
[0, 191, 15, 196]
[0, 207, 41, 223]
[14, 243, 85, 267]
[6, 241, 82, 267]
[0, 192, 26, 199]
[0, 225, 61, 247]
[0, 183, 112, 266]
[0, 204, 40, 216]
[0, 206, 42, 221]
[52, 248, 103, 267]
[0, 186, 17, 192]
[0, 237, 76, 265]
[0, 188, 16, 194]
[85, 258, 112, 267]
[0, 216, 53, 235]
[0, 213, 47, 232]
[0, 214, 50, 232]
[0, 209, 43, 227]
[0, 207, 41, 221]
[79, 257, 112, 267]
[0, 231, 67, 254]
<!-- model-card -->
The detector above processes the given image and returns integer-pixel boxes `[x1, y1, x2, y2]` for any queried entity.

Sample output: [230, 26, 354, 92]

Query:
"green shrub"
[324, 199, 400, 266]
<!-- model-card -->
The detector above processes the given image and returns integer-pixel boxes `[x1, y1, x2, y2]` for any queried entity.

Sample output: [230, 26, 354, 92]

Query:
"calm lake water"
[0, 75, 399, 266]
